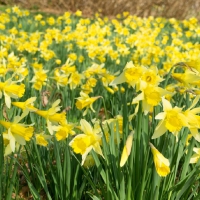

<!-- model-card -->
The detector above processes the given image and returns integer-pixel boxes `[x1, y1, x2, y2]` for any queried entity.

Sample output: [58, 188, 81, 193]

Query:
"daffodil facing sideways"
[35, 99, 66, 135]
[152, 97, 188, 140]
[75, 91, 101, 116]
[110, 61, 146, 88]
[69, 119, 104, 165]
[149, 142, 170, 177]
[0, 78, 25, 108]
[172, 69, 200, 88]
[12, 97, 38, 118]
[190, 147, 200, 164]
[35, 132, 52, 147]
[0, 116, 34, 155]
[120, 131, 134, 167]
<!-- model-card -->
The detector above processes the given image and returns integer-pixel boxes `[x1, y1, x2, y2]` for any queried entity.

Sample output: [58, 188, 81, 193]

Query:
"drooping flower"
[149, 142, 170, 177]
[69, 119, 104, 165]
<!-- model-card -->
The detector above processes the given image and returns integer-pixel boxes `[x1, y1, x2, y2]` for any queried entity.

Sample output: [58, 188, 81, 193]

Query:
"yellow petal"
[80, 119, 93, 135]
[162, 98, 172, 111]
[152, 120, 167, 139]
[149, 143, 170, 177]
[109, 71, 126, 86]
[190, 154, 200, 163]
[120, 131, 134, 167]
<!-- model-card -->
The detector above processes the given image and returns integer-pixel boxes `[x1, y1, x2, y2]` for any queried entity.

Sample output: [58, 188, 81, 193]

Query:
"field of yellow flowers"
[1, 6, 200, 200]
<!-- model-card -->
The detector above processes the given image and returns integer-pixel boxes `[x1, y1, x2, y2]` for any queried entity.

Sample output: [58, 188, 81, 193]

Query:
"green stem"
[33, 141, 52, 200]
[163, 66, 174, 88]
[102, 97, 108, 119]
[135, 101, 143, 199]
[138, 149, 150, 200]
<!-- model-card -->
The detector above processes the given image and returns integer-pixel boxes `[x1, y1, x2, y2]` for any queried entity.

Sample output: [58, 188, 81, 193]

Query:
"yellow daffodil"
[69, 119, 104, 165]
[12, 97, 37, 118]
[55, 120, 75, 141]
[30, 69, 48, 90]
[141, 66, 164, 86]
[60, 58, 76, 75]
[149, 142, 170, 177]
[131, 81, 171, 115]
[0, 116, 34, 154]
[172, 70, 200, 88]
[83, 63, 106, 78]
[68, 71, 83, 90]
[35, 133, 52, 147]
[53, 68, 68, 89]
[110, 61, 146, 88]
[0, 78, 25, 108]
[35, 99, 66, 135]
[152, 98, 188, 140]
[75, 92, 101, 116]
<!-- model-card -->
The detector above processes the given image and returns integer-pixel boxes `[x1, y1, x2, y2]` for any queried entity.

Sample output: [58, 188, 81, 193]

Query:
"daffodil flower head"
[35, 99, 66, 135]
[0, 115, 34, 154]
[55, 120, 75, 141]
[53, 69, 68, 89]
[110, 61, 146, 88]
[60, 58, 76, 75]
[141, 66, 164, 86]
[35, 132, 52, 147]
[68, 71, 83, 90]
[132, 81, 171, 115]
[149, 142, 170, 177]
[76, 91, 101, 116]
[152, 97, 188, 140]
[12, 97, 37, 118]
[0, 78, 25, 108]
[172, 69, 200, 88]
[69, 119, 104, 165]
[30, 69, 48, 90]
